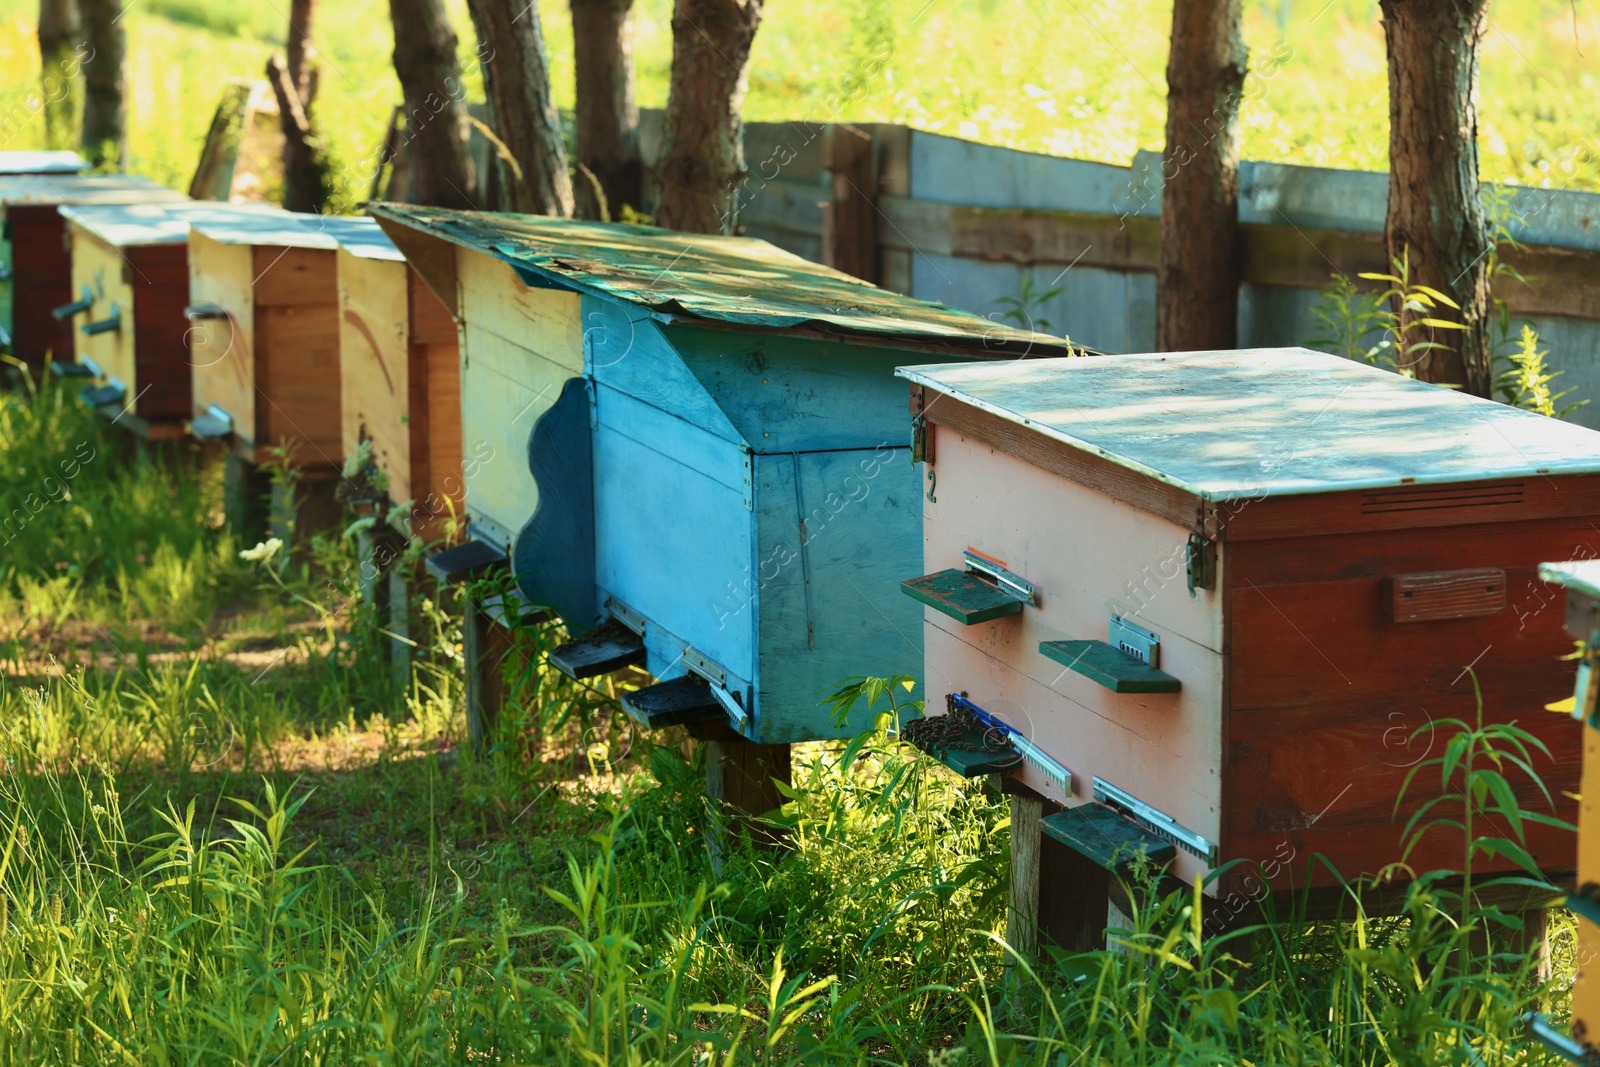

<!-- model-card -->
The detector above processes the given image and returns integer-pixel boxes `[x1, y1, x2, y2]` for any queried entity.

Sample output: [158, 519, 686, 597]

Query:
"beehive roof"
[315, 215, 403, 261]
[1539, 559, 1600, 600]
[0, 151, 88, 176]
[188, 208, 347, 249]
[899, 347, 1600, 499]
[0, 173, 186, 207]
[367, 202, 1066, 355]
[59, 201, 286, 247]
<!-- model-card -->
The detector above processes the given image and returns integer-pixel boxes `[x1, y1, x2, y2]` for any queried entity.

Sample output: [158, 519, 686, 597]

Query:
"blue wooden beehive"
[366, 205, 1069, 744]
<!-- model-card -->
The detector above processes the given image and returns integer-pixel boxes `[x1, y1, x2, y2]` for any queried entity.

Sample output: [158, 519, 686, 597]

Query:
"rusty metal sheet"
[366, 201, 1066, 354]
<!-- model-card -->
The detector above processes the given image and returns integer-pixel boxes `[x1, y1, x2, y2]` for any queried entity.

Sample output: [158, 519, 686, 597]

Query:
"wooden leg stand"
[695, 720, 792, 867]
[224, 453, 271, 544]
[387, 562, 411, 693]
[269, 471, 343, 547]
[463, 596, 513, 755]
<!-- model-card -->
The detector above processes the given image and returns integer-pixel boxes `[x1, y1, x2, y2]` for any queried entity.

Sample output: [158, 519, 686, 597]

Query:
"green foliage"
[1498, 324, 1587, 419]
[994, 274, 1065, 337]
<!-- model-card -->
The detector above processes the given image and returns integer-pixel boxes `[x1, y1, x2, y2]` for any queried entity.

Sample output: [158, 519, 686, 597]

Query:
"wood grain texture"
[257, 301, 343, 466]
[410, 266, 462, 536]
[8, 206, 74, 369]
[1007, 793, 1042, 960]
[337, 248, 411, 498]
[187, 232, 258, 446]
[69, 224, 137, 397]
[914, 389, 1211, 535]
[1224, 475, 1600, 541]
[1385, 568, 1505, 623]
[128, 244, 194, 421]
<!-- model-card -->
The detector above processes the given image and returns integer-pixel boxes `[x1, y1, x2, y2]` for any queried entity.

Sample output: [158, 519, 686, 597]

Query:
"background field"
[0, 0, 1595, 209]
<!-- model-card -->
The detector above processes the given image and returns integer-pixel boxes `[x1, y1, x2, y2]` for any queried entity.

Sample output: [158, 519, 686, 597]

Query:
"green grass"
[0, 377, 1586, 1065]
[0, 0, 1595, 210]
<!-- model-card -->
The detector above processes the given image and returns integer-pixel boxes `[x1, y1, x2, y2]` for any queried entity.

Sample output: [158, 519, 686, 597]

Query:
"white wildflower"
[239, 537, 284, 563]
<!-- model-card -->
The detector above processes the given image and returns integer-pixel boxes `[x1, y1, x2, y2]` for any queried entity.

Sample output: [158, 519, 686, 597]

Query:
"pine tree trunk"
[571, 0, 641, 220]
[1380, 0, 1493, 396]
[388, 0, 477, 210]
[654, 0, 762, 234]
[269, 0, 329, 213]
[77, 0, 124, 170]
[37, 0, 81, 150]
[465, 0, 573, 216]
[1157, 0, 1245, 352]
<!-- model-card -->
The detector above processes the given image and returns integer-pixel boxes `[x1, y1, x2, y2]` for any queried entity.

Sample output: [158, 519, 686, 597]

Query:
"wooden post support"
[387, 562, 411, 693]
[821, 124, 878, 284]
[694, 718, 792, 865]
[463, 596, 513, 754]
[1007, 793, 1042, 962]
[224, 453, 271, 544]
[1007, 785, 1118, 964]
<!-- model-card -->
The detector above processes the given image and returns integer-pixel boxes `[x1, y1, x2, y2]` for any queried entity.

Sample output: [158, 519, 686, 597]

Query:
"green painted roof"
[366, 202, 1066, 354]
[899, 347, 1600, 499]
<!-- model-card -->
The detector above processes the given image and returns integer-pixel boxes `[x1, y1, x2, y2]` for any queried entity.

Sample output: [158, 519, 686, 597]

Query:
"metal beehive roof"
[314, 215, 403, 261]
[0, 173, 186, 207]
[899, 347, 1600, 500]
[0, 151, 89, 176]
[1539, 559, 1600, 600]
[59, 200, 287, 247]
[189, 208, 346, 249]
[367, 202, 1066, 354]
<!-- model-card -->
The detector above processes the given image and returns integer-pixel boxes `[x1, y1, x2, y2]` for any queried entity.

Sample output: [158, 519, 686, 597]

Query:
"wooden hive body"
[903, 348, 1600, 894]
[332, 218, 463, 538]
[365, 204, 1064, 746]
[0, 176, 184, 372]
[188, 211, 344, 466]
[58, 201, 234, 427]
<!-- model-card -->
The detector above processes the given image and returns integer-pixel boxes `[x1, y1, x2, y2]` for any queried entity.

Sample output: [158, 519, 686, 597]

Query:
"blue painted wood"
[591, 416, 757, 684]
[593, 382, 749, 494]
[513, 377, 598, 628]
[582, 296, 745, 445]
[751, 447, 924, 744]
[665, 326, 935, 453]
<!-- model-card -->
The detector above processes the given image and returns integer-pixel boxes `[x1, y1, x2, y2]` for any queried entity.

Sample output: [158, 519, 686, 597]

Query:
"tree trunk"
[1157, 0, 1245, 352]
[571, 0, 641, 220]
[388, 0, 477, 210]
[77, 0, 124, 170]
[1379, 0, 1493, 396]
[268, 0, 329, 213]
[654, 0, 763, 234]
[465, 0, 574, 216]
[37, 0, 82, 150]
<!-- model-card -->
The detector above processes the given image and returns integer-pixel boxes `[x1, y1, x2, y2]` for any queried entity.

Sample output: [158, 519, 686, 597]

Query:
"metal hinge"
[741, 448, 754, 510]
[1186, 532, 1216, 596]
[911, 416, 929, 464]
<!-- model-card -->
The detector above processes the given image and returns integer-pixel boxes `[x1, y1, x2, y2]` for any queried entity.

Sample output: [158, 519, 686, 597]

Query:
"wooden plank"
[1227, 568, 1574, 712]
[821, 124, 877, 283]
[408, 265, 462, 534]
[127, 245, 193, 421]
[549, 618, 644, 678]
[1007, 793, 1042, 960]
[256, 301, 342, 465]
[1038, 640, 1182, 693]
[1385, 568, 1506, 623]
[456, 245, 582, 358]
[1040, 803, 1178, 870]
[337, 248, 411, 499]
[1227, 475, 1600, 541]
[188, 230, 258, 445]
[914, 387, 1211, 536]
[372, 217, 459, 317]
[69, 224, 137, 397]
[908, 131, 1132, 214]
[8, 205, 74, 369]
[251, 244, 335, 307]
[902, 568, 1024, 624]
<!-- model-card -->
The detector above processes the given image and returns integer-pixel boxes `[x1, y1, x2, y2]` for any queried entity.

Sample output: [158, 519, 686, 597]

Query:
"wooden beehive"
[186, 210, 345, 468]
[330, 216, 462, 538]
[901, 348, 1600, 897]
[0, 175, 184, 372]
[55, 201, 267, 435]
[370, 203, 1067, 745]
[0, 151, 87, 176]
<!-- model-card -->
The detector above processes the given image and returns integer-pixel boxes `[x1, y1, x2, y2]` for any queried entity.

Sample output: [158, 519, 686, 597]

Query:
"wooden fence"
[638, 111, 1600, 431]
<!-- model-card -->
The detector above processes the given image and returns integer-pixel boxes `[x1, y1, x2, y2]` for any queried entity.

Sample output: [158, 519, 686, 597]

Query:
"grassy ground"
[0, 0, 1596, 208]
[0, 377, 1589, 1062]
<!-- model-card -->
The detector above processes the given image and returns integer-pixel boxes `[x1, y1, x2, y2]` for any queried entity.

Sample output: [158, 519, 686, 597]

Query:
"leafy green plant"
[994, 274, 1065, 336]
[1497, 323, 1587, 419]
[1357, 248, 1469, 378]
